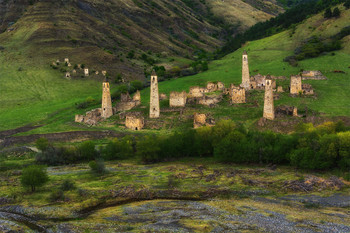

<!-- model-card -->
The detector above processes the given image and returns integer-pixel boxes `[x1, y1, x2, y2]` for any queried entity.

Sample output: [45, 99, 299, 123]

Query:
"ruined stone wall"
[193, 113, 215, 128]
[230, 85, 246, 104]
[302, 70, 326, 80]
[150, 72, 160, 118]
[189, 86, 206, 98]
[125, 112, 144, 130]
[198, 95, 222, 107]
[75, 108, 102, 126]
[169, 91, 187, 107]
[116, 91, 141, 112]
[101, 82, 113, 119]
[241, 51, 250, 90]
[302, 84, 314, 95]
[263, 78, 275, 120]
[206, 82, 218, 92]
[290, 75, 302, 95]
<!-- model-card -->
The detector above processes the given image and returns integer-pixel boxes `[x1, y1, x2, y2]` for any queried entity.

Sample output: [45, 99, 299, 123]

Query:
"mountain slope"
[0, 0, 285, 80]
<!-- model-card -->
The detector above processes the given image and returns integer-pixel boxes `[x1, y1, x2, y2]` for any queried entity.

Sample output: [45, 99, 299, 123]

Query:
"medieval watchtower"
[241, 50, 251, 90]
[263, 76, 275, 120]
[149, 70, 160, 118]
[101, 81, 113, 119]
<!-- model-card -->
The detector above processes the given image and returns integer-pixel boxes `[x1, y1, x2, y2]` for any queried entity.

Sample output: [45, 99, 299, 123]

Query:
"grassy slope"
[1, 5, 349, 133]
[139, 5, 350, 117]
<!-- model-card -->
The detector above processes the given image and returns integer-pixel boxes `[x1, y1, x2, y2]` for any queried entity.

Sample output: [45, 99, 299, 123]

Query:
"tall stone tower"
[290, 75, 302, 95]
[263, 76, 275, 120]
[241, 50, 251, 90]
[149, 70, 160, 118]
[101, 81, 113, 119]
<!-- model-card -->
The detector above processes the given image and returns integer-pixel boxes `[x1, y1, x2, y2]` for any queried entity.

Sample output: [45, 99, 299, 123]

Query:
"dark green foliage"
[130, 80, 144, 91]
[21, 165, 49, 192]
[136, 135, 161, 163]
[219, 0, 347, 56]
[324, 8, 333, 18]
[89, 159, 106, 175]
[332, 7, 341, 17]
[102, 136, 134, 160]
[345, 0, 350, 9]
[35, 138, 49, 151]
[60, 179, 75, 191]
[36, 141, 99, 166]
[49, 190, 65, 202]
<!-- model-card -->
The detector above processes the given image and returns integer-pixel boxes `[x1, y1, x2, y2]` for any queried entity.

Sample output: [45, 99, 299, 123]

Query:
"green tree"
[136, 135, 161, 163]
[345, 0, 350, 9]
[21, 165, 49, 192]
[332, 7, 340, 17]
[324, 8, 332, 18]
[77, 141, 97, 160]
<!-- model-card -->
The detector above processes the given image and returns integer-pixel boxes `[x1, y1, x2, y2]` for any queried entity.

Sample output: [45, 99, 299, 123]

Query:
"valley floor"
[0, 157, 349, 232]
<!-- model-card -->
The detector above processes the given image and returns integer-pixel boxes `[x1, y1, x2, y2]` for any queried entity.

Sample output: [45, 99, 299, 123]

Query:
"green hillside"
[0, 4, 349, 133]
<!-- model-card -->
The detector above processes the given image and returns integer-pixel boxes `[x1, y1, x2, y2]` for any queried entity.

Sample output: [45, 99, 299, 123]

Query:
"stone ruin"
[159, 93, 168, 100]
[198, 94, 223, 107]
[170, 91, 187, 107]
[116, 91, 141, 112]
[277, 86, 284, 93]
[263, 77, 275, 120]
[302, 84, 314, 95]
[84, 68, 89, 76]
[302, 70, 327, 80]
[290, 75, 302, 95]
[290, 75, 314, 96]
[125, 112, 144, 130]
[275, 105, 299, 118]
[193, 113, 215, 129]
[102, 71, 107, 76]
[64, 58, 69, 63]
[75, 108, 102, 126]
[250, 74, 276, 90]
[76, 81, 114, 125]
[229, 84, 246, 104]
[188, 86, 206, 98]
[65, 72, 71, 78]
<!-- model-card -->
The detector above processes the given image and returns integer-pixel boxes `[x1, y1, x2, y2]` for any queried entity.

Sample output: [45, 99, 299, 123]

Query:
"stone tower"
[149, 70, 160, 118]
[101, 81, 113, 119]
[290, 75, 302, 95]
[263, 76, 275, 120]
[241, 50, 251, 90]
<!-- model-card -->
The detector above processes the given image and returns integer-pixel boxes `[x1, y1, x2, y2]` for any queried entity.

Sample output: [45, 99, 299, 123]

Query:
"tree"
[345, 0, 350, 9]
[21, 165, 49, 192]
[324, 8, 332, 19]
[332, 7, 340, 17]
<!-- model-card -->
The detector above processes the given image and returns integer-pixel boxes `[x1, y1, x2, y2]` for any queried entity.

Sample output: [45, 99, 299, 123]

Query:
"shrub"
[103, 136, 134, 160]
[35, 138, 49, 151]
[332, 7, 340, 17]
[49, 190, 65, 202]
[60, 179, 75, 191]
[130, 80, 143, 91]
[89, 160, 106, 175]
[21, 165, 49, 192]
[77, 141, 98, 161]
[136, 135, 161, 163]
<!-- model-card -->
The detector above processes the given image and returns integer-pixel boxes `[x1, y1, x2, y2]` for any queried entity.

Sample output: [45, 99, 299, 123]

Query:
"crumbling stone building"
[125, 112, 144, 130]
[302, 70, 327, 80]
[150, 70, 160, 118]
[229, 84, 246, 104]
[193, 113, 215, 128]
[75, 108, 102, 126]
[170, 91, 187, 107]
[116, 91, 141, 112]
[101, 82, 113, 119]
[241, 51, 250, 90]
[302, 84, 314, 95]
[188, 86, 206, 98]
[263, 76, 275, 120]
[290, 75, 302, 95]
[84, 68, 89, 76]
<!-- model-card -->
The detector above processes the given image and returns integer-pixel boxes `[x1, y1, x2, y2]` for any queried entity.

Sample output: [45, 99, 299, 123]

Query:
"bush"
[21, 165, 49, 192]
[130, 80, 144, 91]
[77, 141, 98, 161]
[136, 135, 161, 163]
[49, 190, 65, 202]
[89, 160, 106, 175]
[103, 136, 134, 160]
[60, 179, 75, 191]
[35, 138, 49, 151]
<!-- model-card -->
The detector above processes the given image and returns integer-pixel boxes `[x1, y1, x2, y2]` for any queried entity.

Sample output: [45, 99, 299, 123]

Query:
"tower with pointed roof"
[149, 70, 160, 118]
[241, 50, 251, 90]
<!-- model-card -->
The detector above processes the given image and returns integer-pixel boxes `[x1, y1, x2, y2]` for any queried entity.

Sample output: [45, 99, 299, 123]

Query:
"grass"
[0, 6, 349, 134]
